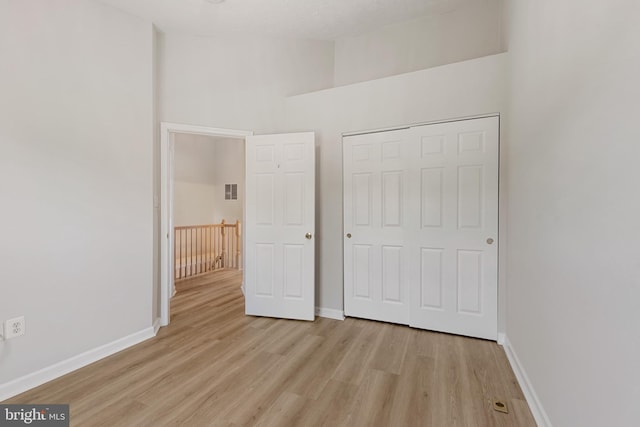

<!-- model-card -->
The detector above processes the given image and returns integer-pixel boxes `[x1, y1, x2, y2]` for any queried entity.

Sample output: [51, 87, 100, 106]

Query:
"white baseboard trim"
[497, 332, 506, 345]
[501, 336, 552, 427]
[153, 318, 161, 335]
[240, 285, 245, 296]
[0, 326, 157, 402]
[315, 307, 345, 321]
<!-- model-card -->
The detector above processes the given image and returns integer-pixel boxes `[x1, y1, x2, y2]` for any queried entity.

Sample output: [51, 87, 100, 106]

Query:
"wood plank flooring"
[5, 270, 536, 426]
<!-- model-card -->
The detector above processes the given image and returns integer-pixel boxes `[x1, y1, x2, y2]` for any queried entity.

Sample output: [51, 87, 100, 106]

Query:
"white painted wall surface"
[173, 134, 244, 227]
[174, 134, 217, 226]
[152, 26, 161, 326]
[284, 54, 507, 318]
[173, 182, 216, 227]
[158, 33, 334, 133]
[0, 0, 154, 384]
[507, 1, 640, 426]
[334, 0, 505, 86]
[210, 138, 244, 224]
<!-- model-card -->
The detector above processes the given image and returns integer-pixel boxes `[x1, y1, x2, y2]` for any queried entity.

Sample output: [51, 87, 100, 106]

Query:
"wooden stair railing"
[174, 220, 242, 281]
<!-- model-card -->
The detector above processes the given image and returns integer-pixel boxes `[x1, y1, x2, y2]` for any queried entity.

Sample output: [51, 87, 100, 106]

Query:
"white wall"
[173, 181, 216, 226]
[506, 1, 640, 426]
[285, 54, 507, 316]
[173, 134, 244, 227]
[173, 134, 217, 226]
[158, 33, 334, 133]
[0, 0, 154, 387]
[152, 25, 161, 329]
[210, 139, 244, 224]
[334, 0, 505, 86]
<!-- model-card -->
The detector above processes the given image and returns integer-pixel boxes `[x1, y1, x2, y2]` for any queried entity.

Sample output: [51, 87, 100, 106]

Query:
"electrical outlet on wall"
[4, 316, 25, 339]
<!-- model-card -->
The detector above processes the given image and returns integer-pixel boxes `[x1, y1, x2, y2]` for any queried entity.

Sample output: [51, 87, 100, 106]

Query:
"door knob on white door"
[486, 238, 494, 244]
[305, 233, 313, 240]
[346, 233, 352, 238]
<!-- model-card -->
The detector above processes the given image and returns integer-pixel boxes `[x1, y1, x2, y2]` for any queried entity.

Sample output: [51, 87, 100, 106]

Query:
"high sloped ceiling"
[98, 0, 483, 40]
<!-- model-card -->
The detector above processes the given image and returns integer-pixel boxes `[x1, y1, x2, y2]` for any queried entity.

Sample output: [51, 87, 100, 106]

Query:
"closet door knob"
[486, 238, 494, 244]
[346, 233, 352, 238]
[305, 233, 313, 240]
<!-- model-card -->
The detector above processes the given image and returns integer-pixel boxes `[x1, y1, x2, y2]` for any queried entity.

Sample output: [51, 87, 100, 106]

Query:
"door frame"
[159, 122, 253, 326]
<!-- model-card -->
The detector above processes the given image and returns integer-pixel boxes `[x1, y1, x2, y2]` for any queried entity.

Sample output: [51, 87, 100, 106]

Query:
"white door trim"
[341, 112, 501, 137]
[159, 122, 253, 326]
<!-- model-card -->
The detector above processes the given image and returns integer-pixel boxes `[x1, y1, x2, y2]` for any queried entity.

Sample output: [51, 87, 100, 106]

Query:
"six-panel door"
[343, 129, 410, 324]
[343, 117, 499, 340]
[407, 117, 498, 340]
[245, 132, 315, 321]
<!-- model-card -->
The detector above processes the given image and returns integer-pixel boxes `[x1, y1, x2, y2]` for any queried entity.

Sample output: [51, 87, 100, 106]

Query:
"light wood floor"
[6, 270, 536, 426]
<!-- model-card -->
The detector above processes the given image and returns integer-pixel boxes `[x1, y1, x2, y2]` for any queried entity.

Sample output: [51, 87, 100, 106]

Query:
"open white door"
[245, 132, 315, 320]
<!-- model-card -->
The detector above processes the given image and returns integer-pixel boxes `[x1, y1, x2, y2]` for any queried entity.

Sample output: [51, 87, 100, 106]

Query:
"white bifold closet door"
[343, 116, 499, 340]
[343, 129, 410, 324]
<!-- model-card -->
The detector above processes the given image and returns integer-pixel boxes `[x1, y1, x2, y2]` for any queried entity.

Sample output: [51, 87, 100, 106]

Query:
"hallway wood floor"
[6, 270, 536, 426]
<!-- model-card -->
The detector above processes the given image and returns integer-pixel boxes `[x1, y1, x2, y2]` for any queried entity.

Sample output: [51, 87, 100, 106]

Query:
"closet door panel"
[408, 116, 499, 340]
[343, 116, 499, 341]
[343, 129, 409, 325]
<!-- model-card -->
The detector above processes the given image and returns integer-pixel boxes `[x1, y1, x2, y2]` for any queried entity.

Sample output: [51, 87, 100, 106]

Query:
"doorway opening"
[173, 133, 244, 294]
[160, 123, 253, 326]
